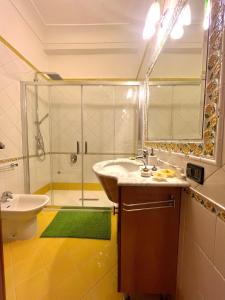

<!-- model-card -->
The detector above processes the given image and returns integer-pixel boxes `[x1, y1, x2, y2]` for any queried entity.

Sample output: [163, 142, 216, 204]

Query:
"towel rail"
[0, 162, 18, 172]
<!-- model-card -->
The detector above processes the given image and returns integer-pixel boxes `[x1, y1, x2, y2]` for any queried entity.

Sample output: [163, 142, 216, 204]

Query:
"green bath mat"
[41, 210, 111, 240]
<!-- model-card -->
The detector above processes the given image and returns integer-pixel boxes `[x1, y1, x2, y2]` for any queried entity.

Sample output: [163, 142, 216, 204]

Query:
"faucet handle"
[137, 148, 148, 157]
[2, 191, 13, 198]
[143, 149, 148, 157]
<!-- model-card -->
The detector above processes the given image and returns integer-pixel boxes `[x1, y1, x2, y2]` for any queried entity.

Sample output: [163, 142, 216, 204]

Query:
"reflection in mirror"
[147, 0, 208, 141]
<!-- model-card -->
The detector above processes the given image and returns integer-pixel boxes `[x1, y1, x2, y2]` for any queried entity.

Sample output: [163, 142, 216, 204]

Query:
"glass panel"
[148, 84, 203, 140]
[147, 86, 173, 140]
[25, 84, 51, 201]
[50, 85, 82, 207]
[82, 85, 115, 207]
[114, 86, 138, 155]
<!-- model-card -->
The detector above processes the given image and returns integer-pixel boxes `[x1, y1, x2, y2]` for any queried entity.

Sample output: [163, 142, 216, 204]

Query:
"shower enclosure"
[21, 81, 140, 208]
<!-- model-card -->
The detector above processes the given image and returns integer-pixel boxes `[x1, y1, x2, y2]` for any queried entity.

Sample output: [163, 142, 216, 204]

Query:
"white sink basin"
[93, 159, 141, 203]
[95, 159, 141, 178]
[93, 158, 189, 203]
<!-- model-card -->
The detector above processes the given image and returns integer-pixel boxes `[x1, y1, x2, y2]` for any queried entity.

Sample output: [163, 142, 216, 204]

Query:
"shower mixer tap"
[70, 153, 77, 164]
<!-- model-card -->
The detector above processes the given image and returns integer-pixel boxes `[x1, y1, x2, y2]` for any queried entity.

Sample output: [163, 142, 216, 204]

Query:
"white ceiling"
[30, 0, 150, 25]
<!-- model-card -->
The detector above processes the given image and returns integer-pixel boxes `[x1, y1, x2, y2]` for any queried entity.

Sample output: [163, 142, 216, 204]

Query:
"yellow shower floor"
[3, 210, 122, 300]
[47, 190, 115, 208]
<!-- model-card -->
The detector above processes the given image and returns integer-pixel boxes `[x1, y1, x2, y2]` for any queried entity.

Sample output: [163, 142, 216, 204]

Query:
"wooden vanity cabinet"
[118, 186, 181, 297]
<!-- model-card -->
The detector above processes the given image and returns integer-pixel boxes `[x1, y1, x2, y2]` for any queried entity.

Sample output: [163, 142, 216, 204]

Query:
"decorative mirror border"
[145, 0, 225, 164]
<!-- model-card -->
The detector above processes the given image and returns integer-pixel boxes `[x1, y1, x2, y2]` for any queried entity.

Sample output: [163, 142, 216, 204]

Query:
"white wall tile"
[185, 196, 216, 260]
[214, 218, 225, 279]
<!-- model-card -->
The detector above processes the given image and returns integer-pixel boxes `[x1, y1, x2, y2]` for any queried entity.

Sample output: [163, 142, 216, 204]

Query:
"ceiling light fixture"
[203, 0, 211, 30]
[143, 23, 156, 40]
[170, 3, 191, 40]
[142, 1, 160, 40]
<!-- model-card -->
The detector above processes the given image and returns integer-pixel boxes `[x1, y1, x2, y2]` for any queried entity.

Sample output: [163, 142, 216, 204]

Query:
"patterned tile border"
[145, 0, 225, 161]
[185, 188, 225, 223]
[0, 156, 24, 165]
[0, 154, 44, 165]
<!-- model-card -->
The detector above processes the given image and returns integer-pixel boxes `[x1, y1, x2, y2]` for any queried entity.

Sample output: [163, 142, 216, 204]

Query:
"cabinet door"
[118, 186, 181, 295]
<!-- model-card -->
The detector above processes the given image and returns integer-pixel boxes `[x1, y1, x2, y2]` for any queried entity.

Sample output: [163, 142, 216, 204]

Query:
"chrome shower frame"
[21, 80, 142, 202]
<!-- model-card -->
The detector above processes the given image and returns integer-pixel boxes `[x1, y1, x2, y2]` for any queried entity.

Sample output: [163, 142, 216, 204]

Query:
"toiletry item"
[159, 169, 176, 178]
[148, 148, 157, 166]
[140, 166, 151, 177]
[152, 172, 167, 181]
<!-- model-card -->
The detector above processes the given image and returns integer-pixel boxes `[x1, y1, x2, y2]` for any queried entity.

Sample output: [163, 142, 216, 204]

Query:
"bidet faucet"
[1, 191, 13, 203]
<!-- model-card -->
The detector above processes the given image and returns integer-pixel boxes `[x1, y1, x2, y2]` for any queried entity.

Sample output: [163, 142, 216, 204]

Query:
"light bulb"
[148, 1, 161, 25]
[143, 23, 156, 40]
[203, 0, 211, 30]
[179, 4, 191, 26]
[142, 1, 160, 40]
[170, 22, 184, 39]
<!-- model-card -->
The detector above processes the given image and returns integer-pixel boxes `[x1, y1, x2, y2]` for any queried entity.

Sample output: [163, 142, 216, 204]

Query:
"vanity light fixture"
[142, 0, 160, 40]
[170, 21, 184, 39]
[170, 3, 191, 40]
[180, 4, 191, 26]
[203, 0, 211, 30]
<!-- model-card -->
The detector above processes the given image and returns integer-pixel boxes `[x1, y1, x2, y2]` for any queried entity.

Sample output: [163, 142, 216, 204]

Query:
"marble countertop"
[93, 158, 190, 188]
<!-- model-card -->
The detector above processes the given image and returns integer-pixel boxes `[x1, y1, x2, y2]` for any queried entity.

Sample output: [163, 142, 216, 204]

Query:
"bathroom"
[0, 0, 225, 299]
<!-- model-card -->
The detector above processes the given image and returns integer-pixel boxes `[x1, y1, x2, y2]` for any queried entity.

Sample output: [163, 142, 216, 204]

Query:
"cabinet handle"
[122, 202, 175, 212]
[85, 141, 88, 154]
[77, 141, 80, 154]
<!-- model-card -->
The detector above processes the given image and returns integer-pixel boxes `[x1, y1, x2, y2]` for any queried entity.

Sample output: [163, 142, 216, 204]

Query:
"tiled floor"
[3, 210, 123, 300]
[47, 190, 115, 208]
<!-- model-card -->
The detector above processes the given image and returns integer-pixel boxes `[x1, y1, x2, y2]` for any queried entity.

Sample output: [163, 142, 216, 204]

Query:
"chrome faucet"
[1, 191, 13, 203]
[136, 149, 149, 170]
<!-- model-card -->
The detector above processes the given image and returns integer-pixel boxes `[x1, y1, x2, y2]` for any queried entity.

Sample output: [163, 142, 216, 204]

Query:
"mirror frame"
[145, 0, 225, 165]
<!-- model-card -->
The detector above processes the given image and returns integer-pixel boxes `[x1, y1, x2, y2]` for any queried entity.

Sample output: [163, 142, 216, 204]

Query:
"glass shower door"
[50, 85, 83, 207]
[82, 85, 115, 207]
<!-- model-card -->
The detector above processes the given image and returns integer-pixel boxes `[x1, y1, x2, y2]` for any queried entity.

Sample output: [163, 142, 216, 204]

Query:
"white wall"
[0, 37, 49, 195]
[0, 0, 48, 71]
[47, 52, 142, 79]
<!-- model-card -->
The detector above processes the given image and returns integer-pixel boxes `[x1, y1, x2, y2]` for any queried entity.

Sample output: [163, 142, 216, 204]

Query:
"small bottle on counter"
[147, 148, 157, 166]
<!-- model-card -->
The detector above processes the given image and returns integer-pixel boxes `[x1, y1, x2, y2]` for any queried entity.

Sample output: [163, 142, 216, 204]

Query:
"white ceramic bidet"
[1, 193, 49, 241]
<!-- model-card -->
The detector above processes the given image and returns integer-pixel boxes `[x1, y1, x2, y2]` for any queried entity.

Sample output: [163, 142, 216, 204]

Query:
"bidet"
[1, 193, 49, 241]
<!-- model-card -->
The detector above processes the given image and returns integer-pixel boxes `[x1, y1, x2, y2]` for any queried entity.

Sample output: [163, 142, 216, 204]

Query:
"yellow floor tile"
[4, 266, 15, 298]
[15, 269, 50, 300]
[13, 251, 46, 286]
[86, 267, 123, 300]
[3, 210, 120, 300]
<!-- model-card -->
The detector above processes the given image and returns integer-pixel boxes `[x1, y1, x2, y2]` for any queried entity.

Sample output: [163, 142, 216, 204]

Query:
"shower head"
[34, 71, 63, 82]
[45, 73, 63, 80]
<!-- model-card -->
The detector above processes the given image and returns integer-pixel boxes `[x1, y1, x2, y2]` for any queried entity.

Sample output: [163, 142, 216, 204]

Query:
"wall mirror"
[145, 0, 224, 163]
[147, 0, 207, 142]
